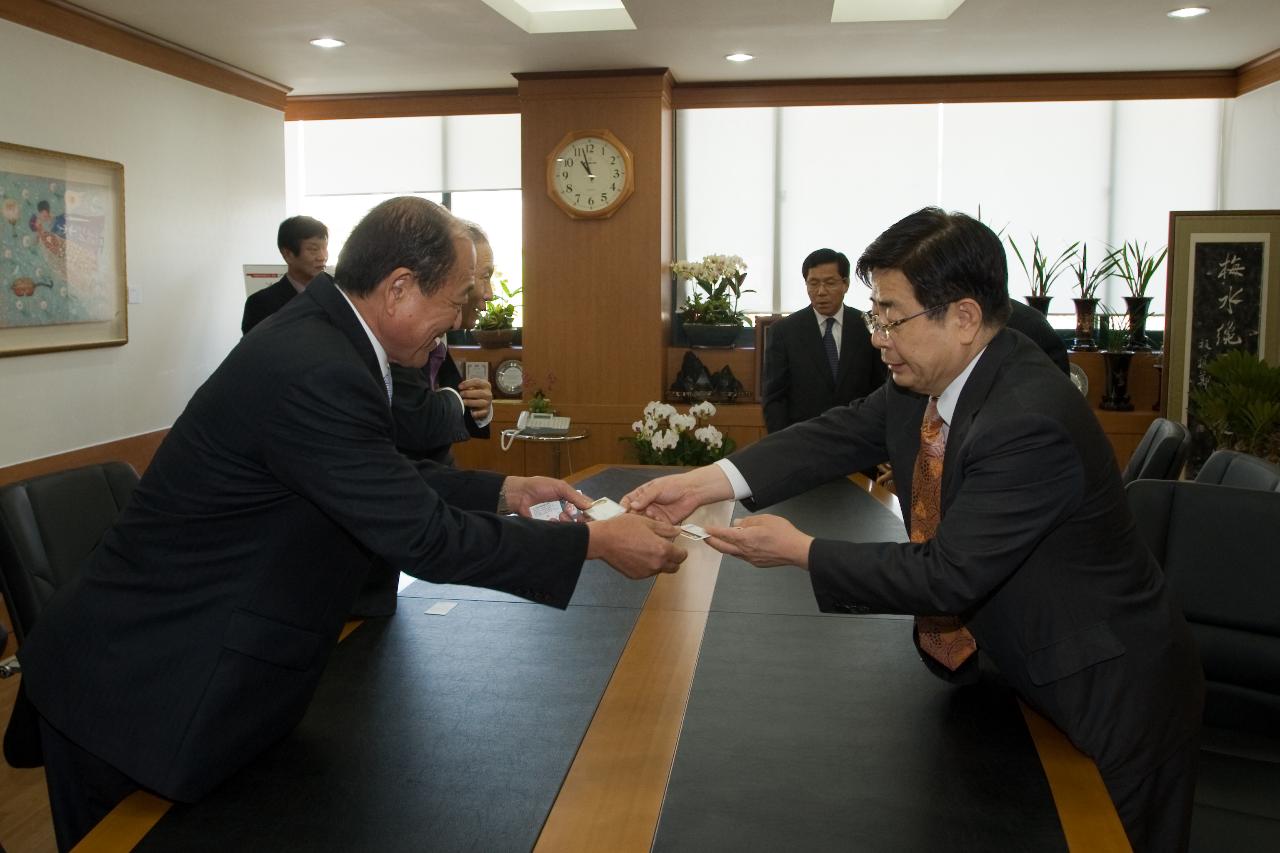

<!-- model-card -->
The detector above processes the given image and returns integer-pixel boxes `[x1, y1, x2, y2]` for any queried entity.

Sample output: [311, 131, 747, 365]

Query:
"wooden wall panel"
[1237, 49, 1280, 95]
[0, 430, 168, 489]
[517, 71, 674, 414]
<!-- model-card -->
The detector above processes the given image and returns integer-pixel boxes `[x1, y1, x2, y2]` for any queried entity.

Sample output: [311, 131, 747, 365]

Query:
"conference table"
[81, 465, 1129, 852]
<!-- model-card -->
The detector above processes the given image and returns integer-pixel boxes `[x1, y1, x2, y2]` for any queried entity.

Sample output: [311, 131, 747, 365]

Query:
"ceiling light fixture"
[309, 37, 346, 48]
[725, 53, 754, 62]
[1166, 6, 1210, 18]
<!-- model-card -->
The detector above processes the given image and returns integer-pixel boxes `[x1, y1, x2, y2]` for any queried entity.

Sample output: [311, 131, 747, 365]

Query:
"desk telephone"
[501, 411, 573, 450]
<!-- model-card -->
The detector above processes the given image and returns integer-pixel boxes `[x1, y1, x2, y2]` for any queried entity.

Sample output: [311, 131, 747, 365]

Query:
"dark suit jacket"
[1006, 298, 1070, 374]
[391, 352, 491, 466]
[19, 275, 588, 802]
[241, 275, 297, 335]
[731, 328, 1202, 784]
[762, 305, 885, 434]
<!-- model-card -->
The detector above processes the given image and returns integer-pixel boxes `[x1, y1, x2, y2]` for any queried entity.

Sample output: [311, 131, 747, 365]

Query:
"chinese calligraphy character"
[1215, 320, 1242, 347]
[1217, 285, 1244, 315]
[1216, 253, 1245, 280]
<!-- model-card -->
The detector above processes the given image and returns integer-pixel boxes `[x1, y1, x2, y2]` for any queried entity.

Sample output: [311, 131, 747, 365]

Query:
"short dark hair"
[855, 207, 1010, 327]
[335, 197, 458, 298]
[277, 216, 328, 255]
[802, 248, 850, 280]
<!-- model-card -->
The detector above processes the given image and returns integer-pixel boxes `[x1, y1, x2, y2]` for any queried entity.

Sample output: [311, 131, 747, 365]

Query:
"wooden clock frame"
[545, 128, 635, 220]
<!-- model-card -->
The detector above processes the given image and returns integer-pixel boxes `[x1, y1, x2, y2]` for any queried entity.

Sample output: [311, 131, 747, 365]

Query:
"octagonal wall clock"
[546, 129, 634, 219]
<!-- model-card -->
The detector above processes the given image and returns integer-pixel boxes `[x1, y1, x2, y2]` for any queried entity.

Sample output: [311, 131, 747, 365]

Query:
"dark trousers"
[1105, 733, 1201, 853]
[38, 716, 140, 852]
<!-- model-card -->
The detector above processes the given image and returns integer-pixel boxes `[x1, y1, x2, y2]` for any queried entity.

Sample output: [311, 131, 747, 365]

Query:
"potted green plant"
[625, 400, 736, 465]
[1113, 241, 1167, 351]
[1007, 235, 1079, 316]
[1066, 244, 1119, 352]
[1189, 350, 1280, 466]
[474, 275, 521, 349]
[1097, 304, 1134, 411]
[671, 254, 751, 348]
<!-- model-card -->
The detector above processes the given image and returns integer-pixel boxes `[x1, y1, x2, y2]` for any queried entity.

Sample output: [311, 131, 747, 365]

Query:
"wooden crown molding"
[285, 89, 519, 121]
[674, 69, 1238, 109]
[1237, 48, 1280, 95]
[0, 0, 289, 110]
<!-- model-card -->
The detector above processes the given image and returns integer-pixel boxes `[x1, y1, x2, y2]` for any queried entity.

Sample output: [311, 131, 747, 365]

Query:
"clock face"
[547, 131, 633, 219]
[495, 358, 524, 397]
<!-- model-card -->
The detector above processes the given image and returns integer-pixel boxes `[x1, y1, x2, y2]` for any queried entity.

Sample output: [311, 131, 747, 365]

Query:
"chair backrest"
[1126, 479, 1280, 735]
[1194, 449, 1280, 493]
[0, 461, 138, 644]
[1121, 417, 1191, 485]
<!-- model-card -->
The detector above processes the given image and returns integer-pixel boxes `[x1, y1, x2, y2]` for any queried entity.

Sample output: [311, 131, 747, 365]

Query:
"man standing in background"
[241, 215, 329, 335]
[762, 248, 884, 434]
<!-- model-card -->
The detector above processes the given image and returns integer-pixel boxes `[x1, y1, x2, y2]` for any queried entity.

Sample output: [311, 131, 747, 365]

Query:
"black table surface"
[133, 467, 1067, 852]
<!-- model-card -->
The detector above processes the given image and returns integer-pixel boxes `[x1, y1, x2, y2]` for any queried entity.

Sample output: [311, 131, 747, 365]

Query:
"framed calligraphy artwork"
[0, 141, 127, 357]
[1163, 210, 1280, 468]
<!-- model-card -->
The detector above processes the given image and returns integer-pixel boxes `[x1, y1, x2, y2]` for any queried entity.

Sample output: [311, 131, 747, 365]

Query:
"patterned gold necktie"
[910, 397, 977, 671]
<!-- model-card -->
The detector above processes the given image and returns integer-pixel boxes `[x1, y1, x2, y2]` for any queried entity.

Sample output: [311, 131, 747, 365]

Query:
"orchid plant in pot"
[1113, 241, 1167, 351]
[671, 254, 751, 348]
[1007, 235, 1079, 317]
[626, 401, 736, 466]
[1066, 244, 1119, 352]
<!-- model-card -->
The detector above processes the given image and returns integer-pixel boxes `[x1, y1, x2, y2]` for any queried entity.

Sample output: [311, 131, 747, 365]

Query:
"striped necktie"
[822, 316, 839, 379]
[383, 371, 393, 403]
[910, 396, 977, 671]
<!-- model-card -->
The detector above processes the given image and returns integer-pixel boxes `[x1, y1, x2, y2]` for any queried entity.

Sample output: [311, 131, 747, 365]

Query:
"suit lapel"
[940, 328, 1016, 499]
[799, 306, 836, 389]
[305, 275, 385, 391]
[834, 305, 860, 386]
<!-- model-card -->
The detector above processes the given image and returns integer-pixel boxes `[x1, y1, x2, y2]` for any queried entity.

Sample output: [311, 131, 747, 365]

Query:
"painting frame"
[1163, 210, 1280, 427]
[0, 140, 127, 357]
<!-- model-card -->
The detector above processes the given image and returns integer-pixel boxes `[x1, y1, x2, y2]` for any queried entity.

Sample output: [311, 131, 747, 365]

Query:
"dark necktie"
[822, 316, 839, 379]
[910, 397, 977, 671]
[427, 340, 448, 390]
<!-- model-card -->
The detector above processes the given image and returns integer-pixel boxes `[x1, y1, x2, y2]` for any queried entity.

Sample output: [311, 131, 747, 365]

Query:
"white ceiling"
[63, 0, 1280, 97]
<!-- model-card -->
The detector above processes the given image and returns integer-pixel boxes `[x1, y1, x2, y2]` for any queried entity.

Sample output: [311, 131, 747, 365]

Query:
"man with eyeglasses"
[623, 207, 1203, 852]
[761, 248, 885, 434]
[18, 196, 687, 851]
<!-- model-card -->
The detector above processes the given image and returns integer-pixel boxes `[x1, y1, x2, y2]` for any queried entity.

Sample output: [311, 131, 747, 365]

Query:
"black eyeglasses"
[863, 302, 951, 338]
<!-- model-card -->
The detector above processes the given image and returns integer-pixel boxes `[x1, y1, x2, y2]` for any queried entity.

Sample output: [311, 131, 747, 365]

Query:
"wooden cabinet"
[1068, 351, 1162, 469]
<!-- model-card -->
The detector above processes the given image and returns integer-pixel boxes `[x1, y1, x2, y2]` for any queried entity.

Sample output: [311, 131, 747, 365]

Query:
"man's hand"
[501, 476, 593, 519]
[587, 514, 686, 579]
[705, 515, 813, 569]
[620, 467, 734, 525]
[457, 378, 493, 419]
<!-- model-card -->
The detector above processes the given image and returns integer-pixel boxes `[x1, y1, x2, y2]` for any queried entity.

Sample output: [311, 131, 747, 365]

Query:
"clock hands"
[581, 156, 596, 180]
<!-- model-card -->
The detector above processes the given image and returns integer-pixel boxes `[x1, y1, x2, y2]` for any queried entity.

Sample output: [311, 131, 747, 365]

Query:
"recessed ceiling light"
[725, 53, 754, 62]
[1167, 6, 1209, 18]
[309, 37, 346, 48]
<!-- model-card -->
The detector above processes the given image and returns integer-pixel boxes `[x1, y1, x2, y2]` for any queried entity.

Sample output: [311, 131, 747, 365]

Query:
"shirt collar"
[815, 305, 845, 326]
[335, 286, 390, 383]
[934, 345, 987, 426]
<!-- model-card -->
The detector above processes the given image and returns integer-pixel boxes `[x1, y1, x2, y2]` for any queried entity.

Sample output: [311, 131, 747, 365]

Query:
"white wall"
[0, 21, 283, 467]
[1221, 79, 1280, 210]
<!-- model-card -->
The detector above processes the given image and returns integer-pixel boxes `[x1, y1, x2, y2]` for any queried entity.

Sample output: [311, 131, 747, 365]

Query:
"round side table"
[500, 429, 589, 478]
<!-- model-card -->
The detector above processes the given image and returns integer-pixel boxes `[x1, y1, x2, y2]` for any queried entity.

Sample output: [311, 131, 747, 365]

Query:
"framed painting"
[0, 141, 127, 357]
[1163, 210, 1280, 465]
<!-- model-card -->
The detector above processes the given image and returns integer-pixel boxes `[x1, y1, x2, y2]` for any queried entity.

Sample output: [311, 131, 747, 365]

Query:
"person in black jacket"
[19, 197, 686, 852]
[241, 215, 329, 335]
[762, 248, 885, 434]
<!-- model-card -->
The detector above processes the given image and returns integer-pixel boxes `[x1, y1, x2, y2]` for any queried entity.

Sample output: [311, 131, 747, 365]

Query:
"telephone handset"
[502, 411, 573, 450]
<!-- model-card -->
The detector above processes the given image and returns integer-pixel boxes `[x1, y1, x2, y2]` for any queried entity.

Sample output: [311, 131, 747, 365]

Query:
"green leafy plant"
[671, 254, 752, 326]
[1114, 241, 1168, 299]
[1007, 235, 1079, 298]
[476, 274, 522, 331]
[1096, 303, 1130, 352]
[527, 390, 552, 414]
[626, 401, 736, 465]
[1189, 350, 1280, 463]
[1068, 243, 1120, 300]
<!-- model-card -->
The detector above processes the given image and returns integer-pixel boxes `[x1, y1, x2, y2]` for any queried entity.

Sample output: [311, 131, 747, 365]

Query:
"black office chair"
[1121, 417, 1191, 485]
[0, 461, 138, 645]
[1127, 480, 1280, 853]
[1194, 449, 1280, 493]
[0, 461, 138, 768]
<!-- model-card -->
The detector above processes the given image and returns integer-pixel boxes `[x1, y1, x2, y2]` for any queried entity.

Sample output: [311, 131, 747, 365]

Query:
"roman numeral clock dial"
[546, 129, 634, 219]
